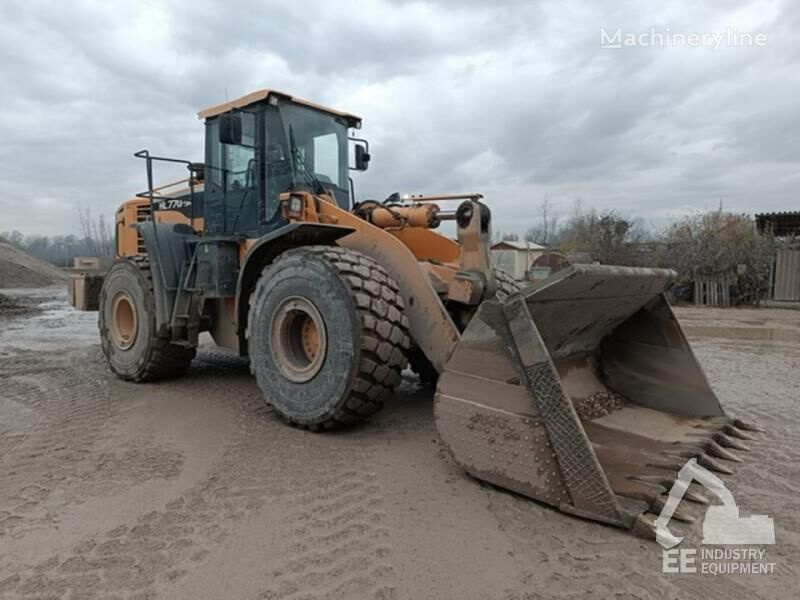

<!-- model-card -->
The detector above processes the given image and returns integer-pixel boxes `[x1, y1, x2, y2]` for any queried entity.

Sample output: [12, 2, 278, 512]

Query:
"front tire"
[247, 246, 410, 429]
[99, 259, 196, 382]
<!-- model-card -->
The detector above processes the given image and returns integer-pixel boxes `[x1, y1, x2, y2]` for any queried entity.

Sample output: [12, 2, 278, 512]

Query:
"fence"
[693, 276, 735, 307]
[772, 249, 800, 301]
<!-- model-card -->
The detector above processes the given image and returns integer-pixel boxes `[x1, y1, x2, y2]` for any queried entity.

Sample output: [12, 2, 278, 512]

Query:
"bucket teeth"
[673, 505, 697, 524]
[724, 424, 756, 441]
[632, 513, 659, 541]
[676, 447, 702, 458]
[698, 453, 734, 475]
[627, 476, 669, 498]
[631, 512, 683, 548]
[651, 495, 696, 523]
[634, 512, 685, 548]
[707, 441, 742, 463]
[714, 432, 751, 452]
[634, 475, 673, 488]
[683, 484, 711, 505]
[734, 418, 763, 433]
[636, 474, 710, 505]
[681, 440, 711, 452]
[648, 457, 691, 471]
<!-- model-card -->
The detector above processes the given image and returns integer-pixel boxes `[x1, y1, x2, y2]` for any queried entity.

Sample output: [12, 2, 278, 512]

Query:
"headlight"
[289, 195, 304, 215]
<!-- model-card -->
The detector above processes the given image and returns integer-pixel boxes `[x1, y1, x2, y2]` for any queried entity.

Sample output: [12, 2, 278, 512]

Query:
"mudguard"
[133, 222, 199, 335]
[234, 222, 355, 349]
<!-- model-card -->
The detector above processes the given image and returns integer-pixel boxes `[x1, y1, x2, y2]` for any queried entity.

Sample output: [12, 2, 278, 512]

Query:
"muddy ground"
[0, 288, 797, 599]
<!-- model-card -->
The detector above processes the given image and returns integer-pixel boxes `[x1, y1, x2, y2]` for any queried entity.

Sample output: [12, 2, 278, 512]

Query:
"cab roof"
[197, 89, 362, 127]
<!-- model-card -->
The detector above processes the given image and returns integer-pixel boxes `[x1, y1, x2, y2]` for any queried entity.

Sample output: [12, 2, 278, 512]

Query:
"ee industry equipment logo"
[656, 458, 775, 575]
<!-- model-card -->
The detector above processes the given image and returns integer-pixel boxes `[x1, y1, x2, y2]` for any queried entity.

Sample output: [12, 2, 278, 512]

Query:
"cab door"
[204, 111, 260, 235]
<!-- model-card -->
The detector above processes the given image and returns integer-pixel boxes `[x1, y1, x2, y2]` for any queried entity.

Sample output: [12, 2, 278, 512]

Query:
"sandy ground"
[0, 288, 798, 599]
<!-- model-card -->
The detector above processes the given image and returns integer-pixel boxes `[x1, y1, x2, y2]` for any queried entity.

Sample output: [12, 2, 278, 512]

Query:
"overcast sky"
[1, 0, 797, 237]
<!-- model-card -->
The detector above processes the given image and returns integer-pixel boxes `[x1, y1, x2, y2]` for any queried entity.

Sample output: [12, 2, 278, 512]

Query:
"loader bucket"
[434, 264, 757, 536]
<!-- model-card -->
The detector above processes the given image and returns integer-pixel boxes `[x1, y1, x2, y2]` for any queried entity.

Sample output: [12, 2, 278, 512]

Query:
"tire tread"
[100, 257, 196, 382]
[248, 246, 410, 429]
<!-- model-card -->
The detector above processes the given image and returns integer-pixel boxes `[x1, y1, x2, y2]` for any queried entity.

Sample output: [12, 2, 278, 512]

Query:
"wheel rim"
[111, 291, 138, 350]
[270, 296, 327, 383]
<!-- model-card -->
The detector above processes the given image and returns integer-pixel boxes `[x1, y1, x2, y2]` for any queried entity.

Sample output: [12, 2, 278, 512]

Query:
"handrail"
[133, 149, 201, 296]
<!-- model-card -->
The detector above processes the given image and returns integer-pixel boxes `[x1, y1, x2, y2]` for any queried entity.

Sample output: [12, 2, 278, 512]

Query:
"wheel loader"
[68, 88, 757, 539]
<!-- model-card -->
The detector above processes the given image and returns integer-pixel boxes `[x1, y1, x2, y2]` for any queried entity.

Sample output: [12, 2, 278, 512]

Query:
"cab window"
[312, 132, 339, 185]
[224, 112, 256, 190]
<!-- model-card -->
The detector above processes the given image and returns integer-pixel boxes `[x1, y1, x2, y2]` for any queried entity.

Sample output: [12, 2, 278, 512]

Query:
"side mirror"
[355, 144, 370, 171]
[219, 114, 242, 145]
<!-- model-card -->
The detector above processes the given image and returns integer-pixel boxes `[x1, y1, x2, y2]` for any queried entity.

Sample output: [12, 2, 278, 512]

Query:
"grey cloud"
[0, 0, 796, 238]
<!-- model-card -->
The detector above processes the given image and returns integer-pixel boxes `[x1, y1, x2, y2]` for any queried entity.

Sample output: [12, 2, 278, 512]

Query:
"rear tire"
[410, 267, 521, 386]
[247, 246, 410, 429]
[99, 258, 196, 382]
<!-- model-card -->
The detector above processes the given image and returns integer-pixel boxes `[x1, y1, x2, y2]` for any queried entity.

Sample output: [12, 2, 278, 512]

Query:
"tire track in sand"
[1, 348, 398, 600]
[258, 455, 397, 600]
[0, 349, 265, 598]
[0, 346, 186, 543]
[0, 350, 115, 540]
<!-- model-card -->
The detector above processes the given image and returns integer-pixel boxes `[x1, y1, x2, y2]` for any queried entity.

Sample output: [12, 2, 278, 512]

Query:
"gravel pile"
[0, 241, 68, 288]
[574, 389, 626, 420]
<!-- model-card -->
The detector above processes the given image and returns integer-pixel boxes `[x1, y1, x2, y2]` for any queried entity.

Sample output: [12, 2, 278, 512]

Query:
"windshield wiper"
[289, 125, 325, 195]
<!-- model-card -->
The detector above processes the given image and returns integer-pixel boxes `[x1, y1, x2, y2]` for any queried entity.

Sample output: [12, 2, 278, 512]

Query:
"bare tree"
[96, 214, 114, 257]
[656, 211, 774, 303]
[524, 193, 560, 246]
[0, 230, 25, 247]
[76, 205, 114, 258]
[493, 230, 520, 242]
[76, 204, 97, 256]
[557, 204, 647, 265]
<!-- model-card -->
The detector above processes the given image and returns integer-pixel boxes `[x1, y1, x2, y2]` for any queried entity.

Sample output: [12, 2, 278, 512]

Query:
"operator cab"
[198, 90, 369, 237]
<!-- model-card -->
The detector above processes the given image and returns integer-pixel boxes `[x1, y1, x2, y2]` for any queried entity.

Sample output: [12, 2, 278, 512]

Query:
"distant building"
[756, 211, 800, 237]
[490, 240, 546, 280]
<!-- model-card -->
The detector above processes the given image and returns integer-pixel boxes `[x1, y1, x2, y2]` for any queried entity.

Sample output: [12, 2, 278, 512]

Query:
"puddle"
[0, 286, 99, 353]
[684, 325, 800, 344]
